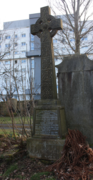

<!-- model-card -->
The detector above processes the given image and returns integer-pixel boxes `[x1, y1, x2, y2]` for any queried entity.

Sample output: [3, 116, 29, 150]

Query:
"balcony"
[26, 50, 41, 58]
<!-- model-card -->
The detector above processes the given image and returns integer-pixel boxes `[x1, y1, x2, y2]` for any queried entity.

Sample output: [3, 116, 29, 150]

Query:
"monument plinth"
[27, 6, 67, 160]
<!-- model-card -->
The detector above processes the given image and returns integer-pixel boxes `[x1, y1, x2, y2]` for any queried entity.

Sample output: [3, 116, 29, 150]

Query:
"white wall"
[0, 27, 31, 101]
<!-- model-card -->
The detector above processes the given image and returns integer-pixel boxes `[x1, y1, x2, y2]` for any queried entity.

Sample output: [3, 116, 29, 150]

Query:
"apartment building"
[0, 13, 92, 101]
[0, 19, 31, 101]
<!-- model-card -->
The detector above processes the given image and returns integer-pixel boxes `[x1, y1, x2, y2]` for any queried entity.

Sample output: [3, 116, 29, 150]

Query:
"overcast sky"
[0, 0, 93, 30]
[0, 0, 49, 29]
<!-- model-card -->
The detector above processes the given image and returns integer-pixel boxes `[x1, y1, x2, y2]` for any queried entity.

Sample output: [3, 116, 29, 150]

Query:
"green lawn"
[0, 129, 19, 137]
[0, 116, 33, 124]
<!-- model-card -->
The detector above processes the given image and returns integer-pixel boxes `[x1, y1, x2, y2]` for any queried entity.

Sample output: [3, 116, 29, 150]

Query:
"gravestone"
[57, 54, 93, 145]
[0, 98, 17, 116]
[27, 6, 67, 160]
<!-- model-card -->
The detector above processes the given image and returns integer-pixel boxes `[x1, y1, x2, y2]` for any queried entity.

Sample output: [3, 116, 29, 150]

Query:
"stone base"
[27, 99, 67, 160]
[33, 99, 67, 138]
[27, 137, 65, 160]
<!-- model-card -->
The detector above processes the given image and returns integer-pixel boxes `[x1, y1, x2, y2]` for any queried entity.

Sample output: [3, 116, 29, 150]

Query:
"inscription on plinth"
[35, 110, 59, 136]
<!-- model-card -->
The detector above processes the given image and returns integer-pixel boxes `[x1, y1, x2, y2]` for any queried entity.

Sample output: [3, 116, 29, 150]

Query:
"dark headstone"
[57, 54, 93, 144]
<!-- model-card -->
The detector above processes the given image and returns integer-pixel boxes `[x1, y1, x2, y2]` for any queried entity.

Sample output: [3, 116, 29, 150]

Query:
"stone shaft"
[31, 6, 63, 99]
[41, 31, 56, 99]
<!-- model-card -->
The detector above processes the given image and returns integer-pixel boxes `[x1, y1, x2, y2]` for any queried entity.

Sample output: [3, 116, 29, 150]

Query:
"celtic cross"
[31, 6, 62, 99]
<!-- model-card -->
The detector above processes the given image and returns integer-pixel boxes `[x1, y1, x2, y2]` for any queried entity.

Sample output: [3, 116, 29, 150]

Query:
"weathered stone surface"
[0, 98, 17, 116]
[57, 54, 93, 144]
[31, 6, 62, 99]
[32, 100, 67, 139]
[27, 138, 65, 160]
[27, 6, 66, 160]
[36, 110, 58, 135]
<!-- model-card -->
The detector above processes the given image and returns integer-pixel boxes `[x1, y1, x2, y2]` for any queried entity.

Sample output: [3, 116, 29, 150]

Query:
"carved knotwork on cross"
[31, 6, 63, 99]
[31, 6, 62, 38]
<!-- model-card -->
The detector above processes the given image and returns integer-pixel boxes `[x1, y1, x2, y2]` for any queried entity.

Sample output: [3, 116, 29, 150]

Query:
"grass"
[30, 172, 55, 180]
[45, 178, 56, 180]
[15, 175, 26, 179]
[3, 163, 18, 177]
[0, 129, 18, 136]
[0, 116, 33, 124]
[3, 169, 55, 180]
[0, 116, 32, 136]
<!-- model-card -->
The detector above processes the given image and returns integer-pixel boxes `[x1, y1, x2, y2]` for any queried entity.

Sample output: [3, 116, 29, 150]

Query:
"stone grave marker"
[57, 54, 93, 144]
[31, 6, 62, 99]
[27, 6, 67, 160]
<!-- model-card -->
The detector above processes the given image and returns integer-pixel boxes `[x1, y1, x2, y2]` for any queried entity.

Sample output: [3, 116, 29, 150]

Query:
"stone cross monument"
[27, 6, 67, 161]
[31, 6, 62, 99]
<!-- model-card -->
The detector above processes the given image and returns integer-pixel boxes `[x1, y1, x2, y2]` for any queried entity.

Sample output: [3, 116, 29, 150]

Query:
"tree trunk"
[75, 0, 80, 54]
[75, 36, 80, 54]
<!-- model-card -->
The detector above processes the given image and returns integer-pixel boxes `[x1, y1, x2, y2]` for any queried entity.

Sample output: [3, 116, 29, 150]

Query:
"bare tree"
[0, 25, 38, 137]
[0, 31, 19, 100]
[47, 0, 93, 56]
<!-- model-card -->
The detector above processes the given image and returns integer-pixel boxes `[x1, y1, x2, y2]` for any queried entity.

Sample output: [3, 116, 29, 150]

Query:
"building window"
[5, 35, 11, 39]
[54, 47, 57, 52]
[31, 69, 34, 78]
[6, 52, 10, 55]
[22, 34, 26, 37]
[31, 43, 34, 50]
[14, 43, 17, 46]
[31, 57, 34, 88]
[14, 95, 17, 99]
[31, 34, 34, 41]
[56, 85, 58, 93]
[0, 36, 2, 40]
[81, 37, 87, 41]
[62, 38, 65, 43]
[5, 61, 10, 64]
[15, 60, 17, 64]
[31, 69, 34, 87]
[22, 68, 26, 72]
[14, 87, 17, 91]
[82, 46, 88, 49]
[70, 38, 75, 42]
[15, 51, 18, 54]
[54, 58, 57, 61]
[70, 29, 74, 32]
[0, 45, 1, 48]
[22, 42, 26, 46]
[15, 35, 17, 38]
[53, 39, 57, 43]
[31, 57, 34, 68]
[55, 67, 58, 75]
[5, 44, 10, 48]
[22, 51, 26, 55]
[82, 28, 86, 33]
[21, 59, 26, 63]
[14, 68, 18, 72]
